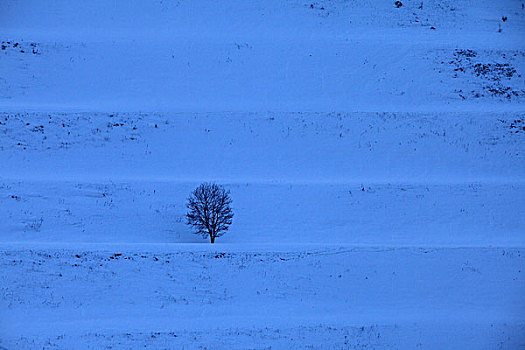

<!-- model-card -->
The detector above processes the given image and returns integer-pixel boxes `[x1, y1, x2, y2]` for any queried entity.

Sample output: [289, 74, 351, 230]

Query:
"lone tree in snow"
[186, 183, 234, 244]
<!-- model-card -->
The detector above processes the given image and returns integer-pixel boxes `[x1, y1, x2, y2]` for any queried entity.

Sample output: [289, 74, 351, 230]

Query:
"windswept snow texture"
[1, 0, 525, 349]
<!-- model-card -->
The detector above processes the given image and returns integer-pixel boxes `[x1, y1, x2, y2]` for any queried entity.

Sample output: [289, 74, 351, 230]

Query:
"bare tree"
[186, 183, 234, 243]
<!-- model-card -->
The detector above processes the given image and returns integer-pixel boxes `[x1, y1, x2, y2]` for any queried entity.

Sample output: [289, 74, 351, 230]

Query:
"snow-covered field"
[1, 0, 524, 348]
[1, 245, 524, 349]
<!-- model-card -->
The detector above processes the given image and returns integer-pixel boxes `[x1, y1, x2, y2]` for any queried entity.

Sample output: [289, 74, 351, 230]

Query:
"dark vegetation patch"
[1, 41, 40, 55]
[499, 118, 525, 134]
[472, 63, 516, 81]
[0, 113, 158, 152]
[446, 49, 524, 100]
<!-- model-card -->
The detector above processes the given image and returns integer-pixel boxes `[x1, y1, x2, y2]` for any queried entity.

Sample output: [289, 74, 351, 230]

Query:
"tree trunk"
[210, 235, 215, 244]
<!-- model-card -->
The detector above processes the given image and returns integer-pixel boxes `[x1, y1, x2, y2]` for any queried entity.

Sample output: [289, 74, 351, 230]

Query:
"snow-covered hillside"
[1, 0, 524, 111]
[1, 245, 523, 349]
[1, 0, 524, 349]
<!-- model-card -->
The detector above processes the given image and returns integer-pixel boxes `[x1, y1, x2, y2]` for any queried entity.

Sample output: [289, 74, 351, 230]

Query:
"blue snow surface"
[0, 0, 524, 349]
